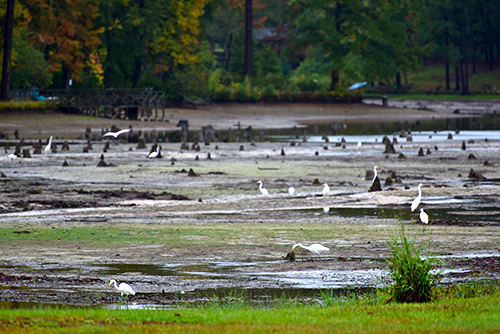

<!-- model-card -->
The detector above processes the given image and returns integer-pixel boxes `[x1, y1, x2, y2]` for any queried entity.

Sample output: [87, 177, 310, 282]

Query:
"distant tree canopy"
[1, 0, 499, 100]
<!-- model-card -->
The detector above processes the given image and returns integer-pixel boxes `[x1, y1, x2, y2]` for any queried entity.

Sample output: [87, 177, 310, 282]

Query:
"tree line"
[1, 0, 499, 102]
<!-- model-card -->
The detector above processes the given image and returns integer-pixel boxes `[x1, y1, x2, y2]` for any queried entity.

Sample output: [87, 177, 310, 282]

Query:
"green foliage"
[6, 0, 500, 98]
[208, 68, 223, 96]
[233, 76, 252, 102]
[261, 84, 279, 101]
[290, 74, 324, 92]
[292, 46, 331, 79]
[385, 223, 441, 303]
[11, 31, 52, 89]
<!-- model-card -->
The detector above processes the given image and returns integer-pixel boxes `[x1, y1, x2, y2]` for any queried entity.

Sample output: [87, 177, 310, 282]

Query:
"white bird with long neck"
[291, 243, 329, 258]
[44, 136, 53, 153]
[411, 183, 424, 212]
[256, 180, 269, 196]
[322, 183, 330, 197]
[420, 208, 429, 224]
[372, 165, 379, 183]
[109, 279, 135, 303]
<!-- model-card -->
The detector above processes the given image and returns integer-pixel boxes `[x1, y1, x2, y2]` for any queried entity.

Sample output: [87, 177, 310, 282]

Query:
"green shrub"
[234, 77, 252, 102]
[208, 68, 223, 97]
[385, 223, 441, 303]
[214, 84, 232, 102]
[261, 84, 279, 102]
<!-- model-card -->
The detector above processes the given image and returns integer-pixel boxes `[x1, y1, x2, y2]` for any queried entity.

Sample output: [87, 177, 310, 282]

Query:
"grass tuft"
[384, 223, 441, 303]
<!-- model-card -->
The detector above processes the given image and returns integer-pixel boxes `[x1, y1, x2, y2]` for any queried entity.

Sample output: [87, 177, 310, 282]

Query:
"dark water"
[156, 114, 500, 143]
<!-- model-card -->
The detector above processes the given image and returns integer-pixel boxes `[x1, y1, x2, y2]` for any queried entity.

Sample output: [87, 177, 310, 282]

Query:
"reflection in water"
[264, 114, 500, 143]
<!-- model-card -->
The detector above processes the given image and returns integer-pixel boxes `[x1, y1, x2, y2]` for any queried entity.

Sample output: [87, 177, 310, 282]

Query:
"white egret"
[323, 207, 330, 214]
[109, 279, 135, 302]
[372, 165, 379, 183]
[288, 186, 295, 196]
[8, 153, 17, 160]
[357, 141, 362, 148]
[291, 243, 329, 259]
[322, 183, 330, 197]
[44, 136, 53, 153]
[411, 183, 424, 212]
[103, 129, 130, 139]
[148, 146, 160, 159]
[256, 180, 269, 196]
[420, 208, 429, 224]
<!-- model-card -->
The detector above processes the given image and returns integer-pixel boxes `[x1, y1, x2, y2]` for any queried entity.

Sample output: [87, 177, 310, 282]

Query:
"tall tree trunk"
[132, 59, 142, 88]
[459, 60, 466, 94]
[244, 0, 252, 79]
[403, 71, 409, 91]
[485, 0, 494, 70]
[444, 10, 451, 90]
[395, 72, 401, 92]
[62, 66, 72, 93]
[330, 70, 339, 91]
[472, 32, 476, 74]
[464, 60, 469, 93]
[226, 32, 233, 71]
[445, 61, 451, 91]
[1, 0, 15, 101]
[330, 2, 342, 91]
[455, 66, 460, 91]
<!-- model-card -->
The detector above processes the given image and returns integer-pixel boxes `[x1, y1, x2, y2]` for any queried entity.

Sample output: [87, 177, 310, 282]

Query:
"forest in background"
[1, 0, 499, 103]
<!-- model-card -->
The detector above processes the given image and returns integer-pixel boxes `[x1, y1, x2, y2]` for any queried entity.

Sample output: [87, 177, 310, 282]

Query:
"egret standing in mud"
[420, 208, 429, 224]
[256, 180, 269, 196]
[322, 183, 330, 198]
[372, 165, 379, 184]
[288, 186, 295, 196]
[109, 279, 135, 303]
[411, 183, 424, 212]
[290, 243, 329, 260]
[44, 136, 53, 153]
[148, 146, 160, 159]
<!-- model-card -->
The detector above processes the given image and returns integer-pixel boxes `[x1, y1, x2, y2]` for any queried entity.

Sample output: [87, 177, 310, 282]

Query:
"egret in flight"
[109, 279, 135, 303]
[420, 208, 429, 224]
[103, 129, 130, 139]
[411, 183, 424, 212]
[322, 183, 330, 197]
[256, 180, 269, 196]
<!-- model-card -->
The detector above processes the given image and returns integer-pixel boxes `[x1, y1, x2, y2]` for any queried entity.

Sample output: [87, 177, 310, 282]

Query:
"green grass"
[1, 293, 500, 333]
[0, 222, 352, 249]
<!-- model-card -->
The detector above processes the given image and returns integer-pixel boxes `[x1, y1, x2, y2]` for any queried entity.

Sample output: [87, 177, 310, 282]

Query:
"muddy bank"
[0, 103, 499, 307]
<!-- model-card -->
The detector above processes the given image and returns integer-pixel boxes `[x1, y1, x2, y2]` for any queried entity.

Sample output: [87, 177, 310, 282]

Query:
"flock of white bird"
[8, 131, 430, 303]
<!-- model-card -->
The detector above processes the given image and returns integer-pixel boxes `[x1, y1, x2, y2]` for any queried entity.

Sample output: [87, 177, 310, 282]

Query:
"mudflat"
[0, 102, 499, 307]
